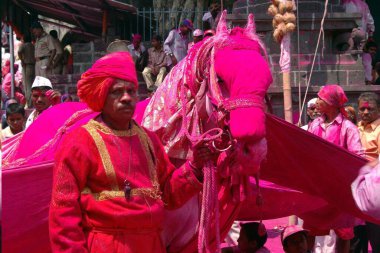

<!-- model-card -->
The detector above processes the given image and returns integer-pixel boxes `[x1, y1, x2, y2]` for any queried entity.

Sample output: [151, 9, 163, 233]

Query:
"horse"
[2, 11, 379, 253]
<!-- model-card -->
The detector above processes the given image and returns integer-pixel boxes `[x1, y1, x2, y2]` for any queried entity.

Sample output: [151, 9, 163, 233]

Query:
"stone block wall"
[49, 39, 150, 101]
[46, 40, 108, 101]
[48, 74, 81, 101]
[233, 0, 344, 15]
[72, 40, 107, 74]
[228, 0, 379, 124]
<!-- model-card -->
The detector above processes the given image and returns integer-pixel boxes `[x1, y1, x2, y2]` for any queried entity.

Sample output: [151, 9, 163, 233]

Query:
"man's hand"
[190, 140, 219, 169]
[46, 90, 62, 105]
[170, 55, 178, 66]
[152, 67, 158, 76]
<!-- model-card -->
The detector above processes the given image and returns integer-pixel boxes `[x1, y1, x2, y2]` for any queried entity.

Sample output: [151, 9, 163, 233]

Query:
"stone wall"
[229, 0, 380, 123]
[72, 40, 107, 74]
[49, 39, 150, 101]
[46, 40, 107, 101]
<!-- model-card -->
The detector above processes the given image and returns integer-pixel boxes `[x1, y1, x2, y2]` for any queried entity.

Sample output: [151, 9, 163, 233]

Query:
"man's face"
[358, 100, 380, 124]
[210, 4, 220, 17]
[102, 80, 138, 125]
[284, 233, 308, 253]
[368, 46, 377, 57]
[180, 26, 190, 35]
[7, 113, 24, 133]
[32, 28, 42, 38]
[307, 104, 319, 120]
[316, 97, 333, 114]
[133, 38, 141, 49]
[151, 39, 160, 48]
[193, 36, 203, 43]
[31, 88, 52, 113]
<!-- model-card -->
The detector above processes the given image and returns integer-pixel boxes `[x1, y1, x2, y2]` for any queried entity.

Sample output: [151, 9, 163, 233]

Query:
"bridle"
[179, 39, 267, 253]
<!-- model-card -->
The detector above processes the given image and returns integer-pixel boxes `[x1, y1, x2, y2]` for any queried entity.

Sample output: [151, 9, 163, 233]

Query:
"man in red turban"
[49, 52, 217, 252]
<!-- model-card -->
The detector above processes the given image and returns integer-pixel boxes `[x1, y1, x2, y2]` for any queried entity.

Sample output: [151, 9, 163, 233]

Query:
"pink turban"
[77, 52, 138, 112]
[318, 84, 348, 108]
[132, 34, 142, 42]
[318, 84, 348, 116]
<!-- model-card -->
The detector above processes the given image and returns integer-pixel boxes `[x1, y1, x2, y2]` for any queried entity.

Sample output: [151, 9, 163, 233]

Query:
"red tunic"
[49, 119, 202, 253]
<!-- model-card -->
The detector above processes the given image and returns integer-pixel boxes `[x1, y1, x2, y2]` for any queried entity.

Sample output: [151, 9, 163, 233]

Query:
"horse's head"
[184, 11, 273, 174]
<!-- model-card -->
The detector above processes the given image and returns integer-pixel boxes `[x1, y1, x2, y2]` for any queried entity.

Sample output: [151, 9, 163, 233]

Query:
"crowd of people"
[1, 20, 73, 112]
[296, 86, 380, 253]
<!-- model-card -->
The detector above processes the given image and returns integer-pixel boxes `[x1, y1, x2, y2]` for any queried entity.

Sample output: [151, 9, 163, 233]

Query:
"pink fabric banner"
[2, 103, 379, 253]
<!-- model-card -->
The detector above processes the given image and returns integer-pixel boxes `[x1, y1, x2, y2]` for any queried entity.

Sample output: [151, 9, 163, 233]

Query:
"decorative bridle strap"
[219, 97, 264, 112]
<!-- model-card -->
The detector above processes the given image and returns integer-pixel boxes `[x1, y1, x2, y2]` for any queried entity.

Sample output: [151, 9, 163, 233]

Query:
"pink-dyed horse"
[2, 11, 379, 253]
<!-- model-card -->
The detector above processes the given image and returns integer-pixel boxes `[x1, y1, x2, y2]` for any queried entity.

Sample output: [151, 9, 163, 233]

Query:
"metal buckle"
[211, 129, 236, 152]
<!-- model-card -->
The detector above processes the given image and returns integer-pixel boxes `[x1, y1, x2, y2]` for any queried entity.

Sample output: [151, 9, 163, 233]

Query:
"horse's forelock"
[184, 28, 267, 96]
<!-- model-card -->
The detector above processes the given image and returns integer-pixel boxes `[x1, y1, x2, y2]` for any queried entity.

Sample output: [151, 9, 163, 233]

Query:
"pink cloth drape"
[3, 107, 380, 253]
[279, 34, 291, 73]
[260, 114, 379, 227]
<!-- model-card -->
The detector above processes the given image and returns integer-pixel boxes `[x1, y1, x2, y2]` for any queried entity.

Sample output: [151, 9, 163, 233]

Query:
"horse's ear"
[216, 10, 228, 35]
[245, 13, 256, 35]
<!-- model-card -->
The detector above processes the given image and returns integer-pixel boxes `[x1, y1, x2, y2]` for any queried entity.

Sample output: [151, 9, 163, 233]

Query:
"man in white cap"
[26, 76, 61, 129]
[188, 29, 204, 52]
[301, 98, 319, 130]
[281, 225, 309, 253]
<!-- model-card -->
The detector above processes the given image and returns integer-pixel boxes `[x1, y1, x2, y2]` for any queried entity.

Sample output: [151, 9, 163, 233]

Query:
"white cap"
[193, 29, 204, 37]
[32, 76, 53, 89]
[307, 98, 318, 108]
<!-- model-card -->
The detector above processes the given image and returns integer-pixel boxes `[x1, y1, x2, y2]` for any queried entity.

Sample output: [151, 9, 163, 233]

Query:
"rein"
[180, 67, 264, 252]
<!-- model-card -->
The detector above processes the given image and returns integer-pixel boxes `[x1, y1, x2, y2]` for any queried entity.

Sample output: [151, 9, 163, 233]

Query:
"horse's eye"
[217, 77, 224, 83]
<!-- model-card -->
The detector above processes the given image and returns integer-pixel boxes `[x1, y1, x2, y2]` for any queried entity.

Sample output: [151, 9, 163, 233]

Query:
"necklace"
[109, 120, 133, 201]
[124, 130, 133, 200]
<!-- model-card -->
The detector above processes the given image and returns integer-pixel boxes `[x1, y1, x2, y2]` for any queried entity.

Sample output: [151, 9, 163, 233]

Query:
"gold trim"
[87, 119, 138, 136]
[83, 122, 119, 191]
[134, 125, 161, 194]
[81, 187, 161, 201]
[82, 120, 162, 198]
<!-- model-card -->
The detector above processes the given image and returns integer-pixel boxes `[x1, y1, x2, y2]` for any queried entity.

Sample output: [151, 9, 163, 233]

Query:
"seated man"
[1, 103, 25, 141]
[49, 51, 218, 253]
[142, 35, 168, 91]
[223, 222, 270, 253]
[127, 34, 147, 72]
[362, 41, 377, 85]
[26, 76, 61, 129]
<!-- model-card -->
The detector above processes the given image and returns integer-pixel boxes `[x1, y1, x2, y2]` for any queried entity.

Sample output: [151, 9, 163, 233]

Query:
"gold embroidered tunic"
[49, 120, 202, 253]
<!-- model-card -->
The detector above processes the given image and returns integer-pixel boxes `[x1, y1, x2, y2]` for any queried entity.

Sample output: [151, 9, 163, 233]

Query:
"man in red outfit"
[49, 52, 216, 252]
